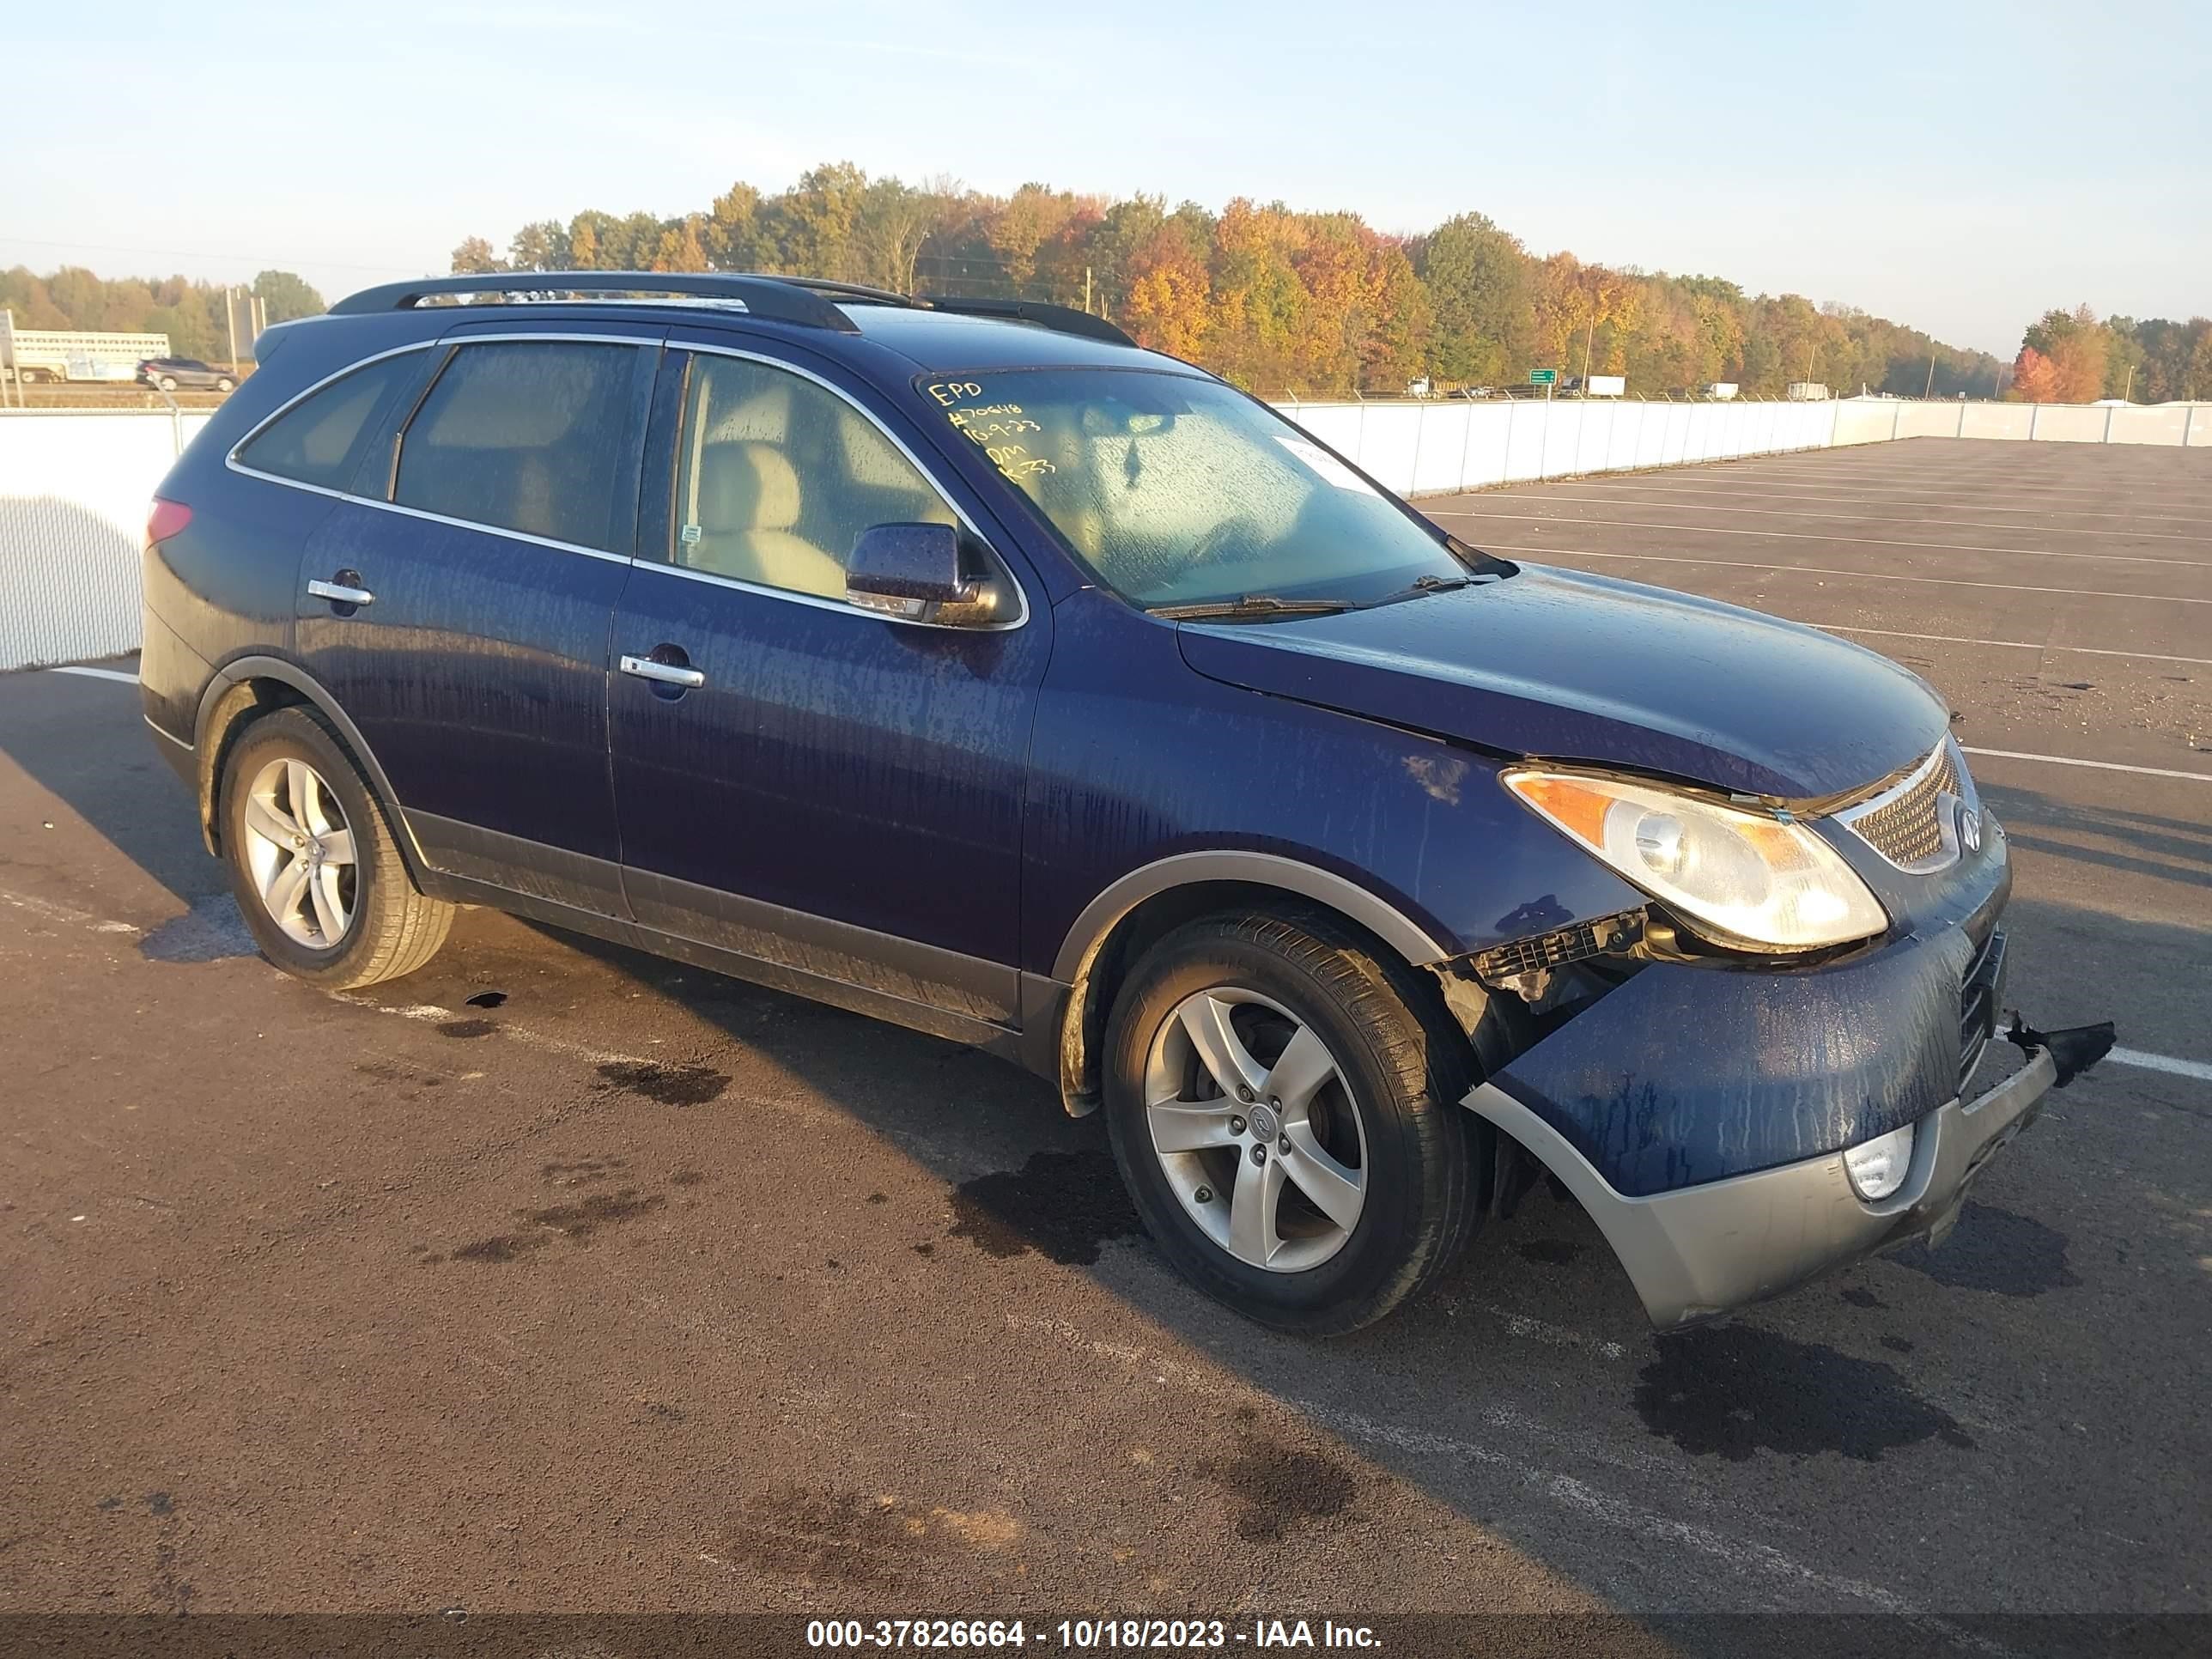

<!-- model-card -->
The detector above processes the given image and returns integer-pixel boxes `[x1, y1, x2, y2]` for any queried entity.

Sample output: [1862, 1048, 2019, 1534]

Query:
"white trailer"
[0, 318, 172, 384]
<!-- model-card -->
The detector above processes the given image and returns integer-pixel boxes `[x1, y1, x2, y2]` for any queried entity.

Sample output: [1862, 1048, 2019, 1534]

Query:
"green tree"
[252, 270, 325, 323]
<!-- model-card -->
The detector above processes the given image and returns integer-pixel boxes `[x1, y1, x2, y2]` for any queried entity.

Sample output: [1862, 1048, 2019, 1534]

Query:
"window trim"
[225, 330, 1030, 630]
[226, 342, 433, 495]
[225, 332, 660, 566]
[387, 334, 655, 558]
[639, 339, 1029, 633]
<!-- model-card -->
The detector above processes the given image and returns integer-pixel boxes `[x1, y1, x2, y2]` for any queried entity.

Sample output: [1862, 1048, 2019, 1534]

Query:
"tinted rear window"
[237, 351, 421, 491]
[393, 341, 644, 550]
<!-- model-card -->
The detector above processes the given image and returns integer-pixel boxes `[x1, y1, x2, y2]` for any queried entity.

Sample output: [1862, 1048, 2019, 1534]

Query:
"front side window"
[670, 354, 956, 599]
[237, 351, 422, 491]
[921, 369, 1467, 611]
[394, 340, 644, 550]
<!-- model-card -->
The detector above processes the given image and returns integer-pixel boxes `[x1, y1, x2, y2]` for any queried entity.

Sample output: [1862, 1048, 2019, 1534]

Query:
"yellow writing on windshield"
[932, 381, 1056, 483]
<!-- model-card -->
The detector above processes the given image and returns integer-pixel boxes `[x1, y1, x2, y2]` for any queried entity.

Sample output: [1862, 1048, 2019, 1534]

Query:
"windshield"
[921, 368, 1469, 610]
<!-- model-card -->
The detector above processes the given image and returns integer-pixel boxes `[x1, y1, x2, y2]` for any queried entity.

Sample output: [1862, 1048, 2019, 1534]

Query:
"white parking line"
[2110, 1048, 2212, 1085]
[1479, 489, 2212, 543]
[46, 665, 139, 684]
[1809, 623, 2212, 668]
[1562, 477, 2212, 528]
[1961, 746, 2212, 784]
[1434, 508, 2208, 568]
[1473, 541, 2212, 606]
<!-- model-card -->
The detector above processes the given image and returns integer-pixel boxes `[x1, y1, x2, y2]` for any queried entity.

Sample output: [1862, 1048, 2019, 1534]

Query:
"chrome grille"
[1837, 741, 1965, 872]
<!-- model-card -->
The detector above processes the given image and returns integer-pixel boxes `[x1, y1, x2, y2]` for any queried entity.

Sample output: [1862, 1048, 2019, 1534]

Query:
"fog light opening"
[1844, 1121, 1916, 1200]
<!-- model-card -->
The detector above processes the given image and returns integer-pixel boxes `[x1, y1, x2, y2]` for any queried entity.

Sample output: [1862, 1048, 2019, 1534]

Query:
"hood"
[1176, 563, 1949, 801]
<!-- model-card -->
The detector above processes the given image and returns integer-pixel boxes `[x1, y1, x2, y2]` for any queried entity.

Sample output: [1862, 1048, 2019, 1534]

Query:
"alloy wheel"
[1143, 986, 1369, 1272]
[239, 757, 357, 949]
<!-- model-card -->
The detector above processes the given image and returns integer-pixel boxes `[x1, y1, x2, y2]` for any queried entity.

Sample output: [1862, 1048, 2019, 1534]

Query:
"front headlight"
[1502, 769, 1890, 950]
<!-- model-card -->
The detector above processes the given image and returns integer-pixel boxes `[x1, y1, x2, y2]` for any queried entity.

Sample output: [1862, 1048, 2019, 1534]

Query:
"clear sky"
[4, 0, 2204, 354]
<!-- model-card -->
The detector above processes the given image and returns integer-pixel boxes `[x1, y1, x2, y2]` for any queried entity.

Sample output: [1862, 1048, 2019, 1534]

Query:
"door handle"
[307, 577, 374, 607]
[620, 653, 705, 690]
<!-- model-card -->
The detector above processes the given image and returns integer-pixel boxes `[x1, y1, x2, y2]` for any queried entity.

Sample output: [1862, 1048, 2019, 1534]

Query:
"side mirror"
[845, 522, 1006, 625]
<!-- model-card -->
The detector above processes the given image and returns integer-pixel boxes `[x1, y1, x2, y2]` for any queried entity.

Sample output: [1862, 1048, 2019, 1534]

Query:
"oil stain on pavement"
[592, 1060, 731, 1107]
[945, 1148, 1140, 1265]
[1633, 1324, 1976, 1462]
[1195, 1431, 1357, 1542]
[428, 1188, 670, 1265]
[1893, 1202, 2080, 1296]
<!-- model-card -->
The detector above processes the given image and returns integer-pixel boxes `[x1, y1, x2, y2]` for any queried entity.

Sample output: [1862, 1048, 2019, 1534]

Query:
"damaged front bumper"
[1464, 1020, 2111, 1330]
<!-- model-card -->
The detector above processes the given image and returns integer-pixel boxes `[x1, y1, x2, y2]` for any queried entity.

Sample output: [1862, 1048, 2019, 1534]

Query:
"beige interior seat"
[685, 440, 845, 598]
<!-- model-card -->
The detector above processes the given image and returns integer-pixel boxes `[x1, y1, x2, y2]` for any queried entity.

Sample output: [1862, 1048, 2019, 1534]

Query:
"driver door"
[606, 338, 1051, 1027]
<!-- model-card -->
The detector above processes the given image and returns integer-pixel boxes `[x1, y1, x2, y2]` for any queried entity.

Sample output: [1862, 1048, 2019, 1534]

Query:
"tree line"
[444, 161, 2013, 400]
[1, 268, 326, 363]
[2011, 307, 2211, 404]
[17, 167, 2203, 404]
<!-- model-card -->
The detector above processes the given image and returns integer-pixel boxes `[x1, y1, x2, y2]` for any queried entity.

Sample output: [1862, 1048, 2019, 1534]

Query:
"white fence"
[2, 397, 2208, 672]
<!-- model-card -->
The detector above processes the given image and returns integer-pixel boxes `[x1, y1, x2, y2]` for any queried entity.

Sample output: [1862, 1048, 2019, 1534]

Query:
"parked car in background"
[139, 356, 237, 392]
[139, 271, 2110, 1336]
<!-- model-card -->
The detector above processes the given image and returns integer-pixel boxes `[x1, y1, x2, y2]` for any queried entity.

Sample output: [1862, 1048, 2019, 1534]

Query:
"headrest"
[695, 441, 801, 532]
[705, 380, 792, 444]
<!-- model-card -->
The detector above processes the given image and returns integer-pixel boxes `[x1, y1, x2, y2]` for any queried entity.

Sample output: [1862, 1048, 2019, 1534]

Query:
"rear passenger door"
[291, 325, 659, 914]
[606, 337, 1051, 1027]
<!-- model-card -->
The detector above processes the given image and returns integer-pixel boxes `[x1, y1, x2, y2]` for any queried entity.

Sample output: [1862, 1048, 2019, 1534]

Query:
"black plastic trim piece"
[916, 295, 1138, 348]
[625, 867, 1018, 1026]
[422, 868, 1025, 1067]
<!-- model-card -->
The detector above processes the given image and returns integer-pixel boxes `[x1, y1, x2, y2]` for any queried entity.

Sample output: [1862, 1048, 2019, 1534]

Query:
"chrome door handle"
[307, 578, 374, 606]
[620, 653, 705, 689]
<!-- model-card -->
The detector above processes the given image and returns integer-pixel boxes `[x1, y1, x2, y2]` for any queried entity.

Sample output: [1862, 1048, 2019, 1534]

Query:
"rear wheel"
[1103, 908, 1480, 1334]
[220, 706, 452, 988]
[157, 374, 177, 391]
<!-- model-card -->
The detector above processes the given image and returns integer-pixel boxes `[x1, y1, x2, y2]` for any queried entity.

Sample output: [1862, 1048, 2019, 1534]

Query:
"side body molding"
[1049, 849, 1450, 985]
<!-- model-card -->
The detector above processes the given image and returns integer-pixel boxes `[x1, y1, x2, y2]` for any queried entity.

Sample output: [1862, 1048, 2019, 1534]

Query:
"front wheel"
[220, 706, 453, 988]
[215, 376, 234, 392]
[1103, 909, 1481, 1334]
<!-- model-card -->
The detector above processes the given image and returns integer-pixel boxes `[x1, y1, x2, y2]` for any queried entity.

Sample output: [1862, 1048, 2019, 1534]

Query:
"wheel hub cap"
[240, 757, 357, 951]
[1142, 986, 1369, 1273]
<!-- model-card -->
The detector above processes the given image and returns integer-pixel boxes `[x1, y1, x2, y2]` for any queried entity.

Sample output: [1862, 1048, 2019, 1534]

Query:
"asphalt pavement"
[2, 437, 2206, 1652]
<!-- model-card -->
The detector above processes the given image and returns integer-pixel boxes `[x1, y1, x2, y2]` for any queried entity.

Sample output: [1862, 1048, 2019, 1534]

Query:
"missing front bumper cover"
[1464, 1010, 2114, 1329]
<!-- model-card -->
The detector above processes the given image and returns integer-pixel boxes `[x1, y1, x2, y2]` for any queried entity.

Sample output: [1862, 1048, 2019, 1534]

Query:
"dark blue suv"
[140, 273, 2107, 1334]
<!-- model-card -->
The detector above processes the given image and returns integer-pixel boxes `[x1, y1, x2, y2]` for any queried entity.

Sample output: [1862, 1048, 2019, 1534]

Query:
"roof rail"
[757, 276, 921, 307]
[327, 271, 861, 333]
[917, 295, 1136, 349]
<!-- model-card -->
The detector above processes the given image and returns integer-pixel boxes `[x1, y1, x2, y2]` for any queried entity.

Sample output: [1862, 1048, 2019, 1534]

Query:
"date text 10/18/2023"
[807, 1618, 1384, 1650]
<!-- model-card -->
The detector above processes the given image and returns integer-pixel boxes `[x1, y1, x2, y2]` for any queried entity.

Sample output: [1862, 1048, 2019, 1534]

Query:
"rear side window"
[237, 352, 421, 491]
[393, 340, 645, 551]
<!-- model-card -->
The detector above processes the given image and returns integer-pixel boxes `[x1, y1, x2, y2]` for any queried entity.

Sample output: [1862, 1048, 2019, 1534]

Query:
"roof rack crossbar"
[328, 271, 862, 332]
[917, 295, 1137, 349]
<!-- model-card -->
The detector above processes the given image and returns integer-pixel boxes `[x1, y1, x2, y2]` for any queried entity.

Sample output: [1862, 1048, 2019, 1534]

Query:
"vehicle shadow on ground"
[381, 910, 2117, 1607]
[1982, 781, 2212, 889]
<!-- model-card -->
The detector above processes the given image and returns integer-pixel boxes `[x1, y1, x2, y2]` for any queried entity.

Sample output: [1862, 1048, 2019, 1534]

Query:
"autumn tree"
[449, 237, 505, 275]
[426, 161, 2006, 398]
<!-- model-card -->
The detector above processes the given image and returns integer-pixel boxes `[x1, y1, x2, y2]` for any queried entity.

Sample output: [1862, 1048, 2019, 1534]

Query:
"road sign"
[1528, 368, 1558, 385]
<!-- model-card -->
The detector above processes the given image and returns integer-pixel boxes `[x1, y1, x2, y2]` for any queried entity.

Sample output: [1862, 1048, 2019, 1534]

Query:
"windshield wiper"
[1148, 594, 1353, 622]
[1363, 572, 1474, 608]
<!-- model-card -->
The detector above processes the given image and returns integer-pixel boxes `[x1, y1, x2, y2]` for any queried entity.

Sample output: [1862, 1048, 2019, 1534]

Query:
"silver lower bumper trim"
[1463, 1048, 2059, 1329]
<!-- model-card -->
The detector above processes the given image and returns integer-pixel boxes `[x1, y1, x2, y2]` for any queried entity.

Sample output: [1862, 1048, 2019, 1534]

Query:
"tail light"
[145, 497, 192, 553]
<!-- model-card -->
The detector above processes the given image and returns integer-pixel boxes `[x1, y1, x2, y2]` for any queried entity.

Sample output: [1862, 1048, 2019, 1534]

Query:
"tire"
[215, 377, 234, 392]
[1103, 908, 1480, 1334]
[158, 375, 177, 391]
[219, 705, 453, 989]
